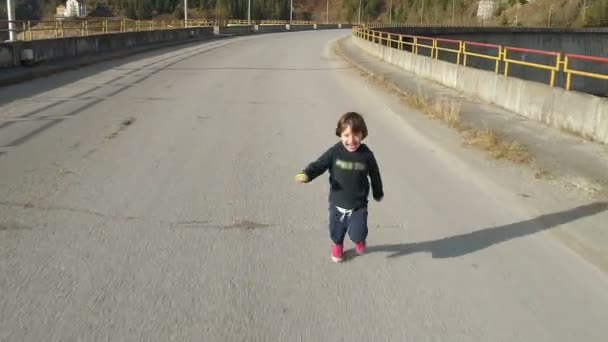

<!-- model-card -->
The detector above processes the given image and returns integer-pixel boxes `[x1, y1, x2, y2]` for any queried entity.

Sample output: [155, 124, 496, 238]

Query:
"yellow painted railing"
[503, 46, 561, 87]
[434, 37, 462, 64]
[463, 40, 502, 74]
[1, 19, 217, 41]
[353, 27, 608, 92]
[1, 18, 353, 41]
[564, 54, 608, 90]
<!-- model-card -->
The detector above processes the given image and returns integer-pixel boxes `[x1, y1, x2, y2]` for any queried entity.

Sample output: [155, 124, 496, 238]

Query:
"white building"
[477, 0, 498, 20]
[62, 0, 87, 18]
[477, 0, 532, 20]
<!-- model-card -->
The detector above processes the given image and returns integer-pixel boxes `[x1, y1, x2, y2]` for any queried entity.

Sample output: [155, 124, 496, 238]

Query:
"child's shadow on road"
[353, 201, 608, 260]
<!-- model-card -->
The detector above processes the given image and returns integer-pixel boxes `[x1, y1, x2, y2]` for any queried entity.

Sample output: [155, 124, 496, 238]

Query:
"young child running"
[295, 112, 384, 262]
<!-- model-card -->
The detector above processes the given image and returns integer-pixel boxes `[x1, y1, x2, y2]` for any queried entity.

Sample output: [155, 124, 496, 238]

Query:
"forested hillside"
[1, 0, 606, 27]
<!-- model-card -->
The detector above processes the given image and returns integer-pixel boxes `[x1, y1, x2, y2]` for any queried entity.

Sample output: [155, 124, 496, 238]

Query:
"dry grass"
[534, 169, 555, 180]
[400, 90, 462, 127]
[388, 82, 530, 164]
[399, 87, 531, 164]
[461, 128, 532, 164]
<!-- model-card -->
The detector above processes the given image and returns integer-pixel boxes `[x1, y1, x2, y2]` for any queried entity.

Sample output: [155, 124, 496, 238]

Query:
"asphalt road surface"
[1, 30, 608, 341]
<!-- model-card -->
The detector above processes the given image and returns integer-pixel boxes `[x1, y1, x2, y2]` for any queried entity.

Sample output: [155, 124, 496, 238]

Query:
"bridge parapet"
[0, 21, 353, 71]
[351, 27, 608, 145]
[355, 26, 608, 96]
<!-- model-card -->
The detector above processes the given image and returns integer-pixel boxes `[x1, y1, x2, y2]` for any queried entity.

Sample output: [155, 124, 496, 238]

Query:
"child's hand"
[295, 173, 309, 184]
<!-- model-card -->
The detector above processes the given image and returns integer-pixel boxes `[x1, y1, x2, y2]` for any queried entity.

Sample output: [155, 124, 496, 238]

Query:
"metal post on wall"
[452, 0, 455, 25]
[6, 0, 17, 41]
[420, 0, 425, 24]
[184, 0, 188, 27]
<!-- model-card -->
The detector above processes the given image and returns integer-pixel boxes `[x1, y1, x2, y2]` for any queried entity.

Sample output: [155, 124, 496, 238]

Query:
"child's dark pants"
[329, 205, 368, 245]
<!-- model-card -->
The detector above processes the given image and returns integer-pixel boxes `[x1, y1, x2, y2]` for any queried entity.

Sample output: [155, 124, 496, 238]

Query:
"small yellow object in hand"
[295, 173, 309, 183]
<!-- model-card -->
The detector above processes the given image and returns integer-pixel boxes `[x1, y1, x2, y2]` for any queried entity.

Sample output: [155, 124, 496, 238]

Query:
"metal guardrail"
[353, 27, 608, 92]
[503, 46, 561, 87]
[0, 19, 218, 41]
[434, 38, 462, 65]
[564, 54, 608, 90]
[1, 18, 354, 41]
[463, 41, 502, 73]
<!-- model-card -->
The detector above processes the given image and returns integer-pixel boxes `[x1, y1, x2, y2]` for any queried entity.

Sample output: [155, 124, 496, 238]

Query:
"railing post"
[504, 48, 510, 77]
[495, 46, 502, 74]
[550, 53, 561, 87]
[457, 41, 463, 65]
[565, 55, 572, 90]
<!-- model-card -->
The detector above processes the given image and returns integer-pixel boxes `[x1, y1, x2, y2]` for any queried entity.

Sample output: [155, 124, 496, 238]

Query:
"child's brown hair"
[335, 112, 368, 139]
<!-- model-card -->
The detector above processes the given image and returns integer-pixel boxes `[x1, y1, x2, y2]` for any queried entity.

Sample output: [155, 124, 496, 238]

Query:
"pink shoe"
[331, 244, 343, 262]
[355, 241, 366, 255]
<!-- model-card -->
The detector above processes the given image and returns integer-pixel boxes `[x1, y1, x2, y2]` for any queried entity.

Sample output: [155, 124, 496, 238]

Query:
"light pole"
[326, 0, 329, 24]
[6, 0, 16, 41]
[290, 0, 293, 23]
[248, 0, 251, 24]
[358, 0, 362, 25]
[582, 0, 587, 24]
[452, 0, 455, 25]
[184, 0, 188, 27]
[420, 0, 424, 24]
[389, 0, 392, 24]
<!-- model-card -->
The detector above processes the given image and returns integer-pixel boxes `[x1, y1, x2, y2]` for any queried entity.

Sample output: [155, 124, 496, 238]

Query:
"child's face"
[340, 125, 362, 152]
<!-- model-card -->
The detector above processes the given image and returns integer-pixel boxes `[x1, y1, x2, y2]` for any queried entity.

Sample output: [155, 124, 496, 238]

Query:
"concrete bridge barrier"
[0, 22, 352, 86]
[352, 34, 608, 144]
[315, 24, 340, 30]
[0, 26, 214, 68]
[255, 24, 288, 33]
[288, 24, 315, 31]
[371, 25, 608, 97]
[215, 25, 255, 35]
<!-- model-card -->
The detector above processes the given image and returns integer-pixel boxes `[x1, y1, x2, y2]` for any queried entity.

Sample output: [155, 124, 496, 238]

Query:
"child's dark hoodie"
[302, 142, 384, 209]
